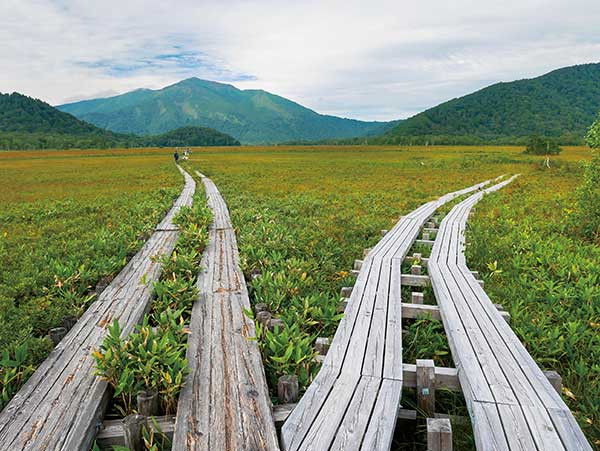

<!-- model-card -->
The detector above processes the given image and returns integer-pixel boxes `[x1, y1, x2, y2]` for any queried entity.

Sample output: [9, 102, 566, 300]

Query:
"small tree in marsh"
[573, 114, 600, 240]
[586, 113, 600, 149]
[522, 135, 562, 155]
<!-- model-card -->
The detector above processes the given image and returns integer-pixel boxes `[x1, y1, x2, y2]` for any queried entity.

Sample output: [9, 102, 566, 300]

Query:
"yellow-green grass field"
[183, 145, 598, 448]
[0, 148, 181, 406]
[1, 145, 598, 448]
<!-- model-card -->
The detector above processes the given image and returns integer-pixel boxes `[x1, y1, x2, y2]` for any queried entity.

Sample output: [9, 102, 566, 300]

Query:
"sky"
[1, 0, 600, 121]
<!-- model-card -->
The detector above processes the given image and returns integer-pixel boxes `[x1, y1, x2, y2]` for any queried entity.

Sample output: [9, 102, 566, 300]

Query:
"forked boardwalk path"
[428, 176, 592, 450]
[280, 180, 491, 451]
[172, 171, 279, 450]
[0, 167, 195, 450]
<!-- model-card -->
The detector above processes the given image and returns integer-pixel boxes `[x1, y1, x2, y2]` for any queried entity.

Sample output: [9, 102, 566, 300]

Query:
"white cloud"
[1, 0, 599, 120]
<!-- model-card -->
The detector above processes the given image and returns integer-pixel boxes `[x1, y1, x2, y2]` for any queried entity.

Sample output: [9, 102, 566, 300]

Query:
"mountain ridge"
[58, 78, 388, 144]
[0, 92, 239, 150]
[377, 63, 600, 144]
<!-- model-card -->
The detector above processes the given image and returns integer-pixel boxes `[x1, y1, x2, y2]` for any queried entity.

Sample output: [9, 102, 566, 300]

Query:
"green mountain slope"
[58, 78, 386, 144]
[380, 63, 600, 144]
[0, 92, 239, 150]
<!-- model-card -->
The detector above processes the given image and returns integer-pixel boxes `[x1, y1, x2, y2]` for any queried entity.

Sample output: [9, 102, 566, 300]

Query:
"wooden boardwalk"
[428, 176, 592, 450]
[0, 167, 195, 451]
[172, 171, 279, 450]
[280, 180, 491, 451]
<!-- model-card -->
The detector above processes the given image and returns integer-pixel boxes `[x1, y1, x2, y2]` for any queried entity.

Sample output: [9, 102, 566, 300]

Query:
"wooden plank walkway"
[280, 179, 492, 451]
[0, 166, 195, 451]
[172, 171, 279, 451]
[428, 176, 592, 450]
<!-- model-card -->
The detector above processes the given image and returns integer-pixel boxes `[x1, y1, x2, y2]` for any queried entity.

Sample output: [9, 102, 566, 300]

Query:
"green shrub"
[92, 313, 189, 416]
[0, 344, 35, 409]
[573, 155, 600, 241]
[523, 136, 562, 155]
[585, 114, 600, 149]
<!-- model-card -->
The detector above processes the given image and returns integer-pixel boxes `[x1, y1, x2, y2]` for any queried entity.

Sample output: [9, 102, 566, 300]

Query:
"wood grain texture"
[428, 175, 592, 451]
[0, 166, 196, 451]
[281, 179, 492, 451]
[172, 171, 279, 451]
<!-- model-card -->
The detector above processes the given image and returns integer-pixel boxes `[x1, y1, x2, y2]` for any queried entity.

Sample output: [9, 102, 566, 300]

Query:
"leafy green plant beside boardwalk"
[0, 149, 181, 408]
[93, 198, 212, 417]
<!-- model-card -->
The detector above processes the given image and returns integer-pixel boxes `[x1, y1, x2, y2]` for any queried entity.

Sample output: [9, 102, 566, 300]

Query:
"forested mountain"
[378, 63, 600, 144]
[0, 93, 239, 150]
[58, 78, 387, 143]
[140, 126, 239, 147]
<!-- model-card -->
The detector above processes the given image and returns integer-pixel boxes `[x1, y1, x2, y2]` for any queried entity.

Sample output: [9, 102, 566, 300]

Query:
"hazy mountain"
[58, 78, 388, 144]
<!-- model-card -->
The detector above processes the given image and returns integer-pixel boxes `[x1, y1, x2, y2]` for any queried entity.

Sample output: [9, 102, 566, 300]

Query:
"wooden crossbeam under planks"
[171, 171, 279, 450]
[280, 179, 493, 451]
[0, 166, 196, 451]
[428, 175, 592, 450]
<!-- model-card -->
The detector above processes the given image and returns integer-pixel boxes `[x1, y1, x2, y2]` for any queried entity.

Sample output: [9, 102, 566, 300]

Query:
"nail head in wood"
[427, 417, 452, 451]
[122, 414, 146, 451]
[417, 359, 436, 416]
[278, 375, 299, 403]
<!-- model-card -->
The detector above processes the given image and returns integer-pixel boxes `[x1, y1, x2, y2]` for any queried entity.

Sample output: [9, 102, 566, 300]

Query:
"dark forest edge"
[0, 92, 240, 150]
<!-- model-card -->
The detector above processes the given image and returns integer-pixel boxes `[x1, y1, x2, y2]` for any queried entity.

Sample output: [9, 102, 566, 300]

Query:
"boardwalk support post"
[61, 315, 78, 331]
[427, 418, 452, 451]
[255, 303, 269, 314]
[256, 311, 271, 328]
[412, 292, 424, 304]
[48, 327, 66, 345]
[268, 318, 285, 331]
[544, 370, 563, 395]
[354, 259, 363, 271]
[411, 265, 422, 276]
[315, 337, 331, 355]
[417, 359, 436, 416]
[122, 414, 146, 451]
[278, 375, 299, 403]
[340, 286, 353, 298]
[137, 390, 159, 417]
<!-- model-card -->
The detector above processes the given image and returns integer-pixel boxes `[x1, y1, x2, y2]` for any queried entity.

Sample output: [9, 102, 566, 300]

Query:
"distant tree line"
[0, 93, 239, 150]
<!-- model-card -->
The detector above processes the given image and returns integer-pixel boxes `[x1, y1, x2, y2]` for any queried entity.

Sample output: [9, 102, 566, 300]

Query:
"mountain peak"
[58, 80, 382, 143]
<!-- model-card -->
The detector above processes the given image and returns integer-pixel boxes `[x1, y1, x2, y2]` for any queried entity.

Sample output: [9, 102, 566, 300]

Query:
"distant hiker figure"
[174, 151, 179, 163]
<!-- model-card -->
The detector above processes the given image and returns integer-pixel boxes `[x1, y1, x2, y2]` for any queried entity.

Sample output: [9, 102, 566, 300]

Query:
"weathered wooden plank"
[328, 376, 381, 451]
[430, 176, 591, 451]
[282, 179, 495, 450]
[0, 168, 196, 451]
[359, 379, 403, 451]
[172, 173, 278, 451]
